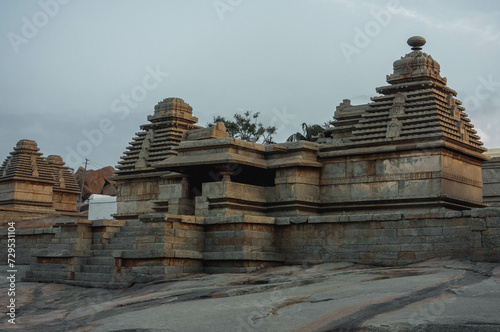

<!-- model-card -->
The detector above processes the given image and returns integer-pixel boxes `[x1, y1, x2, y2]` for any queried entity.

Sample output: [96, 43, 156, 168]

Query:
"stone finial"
[151, 97, 194, 119]
[46, 155, 65, 166]
[336, 99, 352, 113]
[16, 139, 39, 153]
[407, 36, 426, 51]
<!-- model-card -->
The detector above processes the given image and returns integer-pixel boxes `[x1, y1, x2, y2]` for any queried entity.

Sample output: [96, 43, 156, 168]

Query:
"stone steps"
[68, 218, 162, 287]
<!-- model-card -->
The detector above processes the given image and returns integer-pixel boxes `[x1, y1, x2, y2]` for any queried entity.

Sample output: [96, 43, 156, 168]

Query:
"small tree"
[286, 123, 325, 142]
[209, 110, 277, 144]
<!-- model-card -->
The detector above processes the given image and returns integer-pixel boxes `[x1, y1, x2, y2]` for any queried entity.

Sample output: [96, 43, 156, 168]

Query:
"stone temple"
[0, 140, 80, 220]
[1, 37, 500, 288]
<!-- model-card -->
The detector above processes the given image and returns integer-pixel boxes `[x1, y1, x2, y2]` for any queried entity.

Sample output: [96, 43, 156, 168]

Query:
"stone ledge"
[463, 207, 500, 218]
[203, 251, 284, 261]
[55, 219, 92, 226]
[92, 219, 126, 227]
[122, 250, 168, 259]
[139, 214, 167, 223]
[275, 217, 291, 225]
[2, 227, 57, 236]
[166, 214, 204, 225]
[203, 215, 275, 225]
[140, 214, 204, 224]
[174, 249, 203, 259]
[32, 249, 92, 258]
[308, 214, 377, 224]
[32, 249, 73, 258]
[120, 249, 203, 260]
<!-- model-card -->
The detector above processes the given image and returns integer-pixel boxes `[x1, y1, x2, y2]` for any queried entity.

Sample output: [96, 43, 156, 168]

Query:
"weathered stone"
[0, 140, 79, 215]
[4, 36, 500, 289]
[486, 217, 500, 228]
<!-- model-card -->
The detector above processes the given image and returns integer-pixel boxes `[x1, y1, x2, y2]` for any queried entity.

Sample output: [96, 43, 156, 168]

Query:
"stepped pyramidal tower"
[0, 140, 79, 213]
[46, 155, 80, 212]
[322, 36, 489, 212]
[113, 97, 203, 218]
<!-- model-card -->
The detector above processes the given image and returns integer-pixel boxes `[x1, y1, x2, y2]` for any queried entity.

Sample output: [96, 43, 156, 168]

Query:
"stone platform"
[2, 207, 498, 289]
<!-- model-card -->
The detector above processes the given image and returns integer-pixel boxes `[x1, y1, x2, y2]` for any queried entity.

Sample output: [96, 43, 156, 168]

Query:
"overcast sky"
[1, 0, 499, 171]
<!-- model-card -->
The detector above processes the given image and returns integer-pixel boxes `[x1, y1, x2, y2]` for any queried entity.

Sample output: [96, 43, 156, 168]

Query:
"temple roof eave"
[153, 152, 268, 170]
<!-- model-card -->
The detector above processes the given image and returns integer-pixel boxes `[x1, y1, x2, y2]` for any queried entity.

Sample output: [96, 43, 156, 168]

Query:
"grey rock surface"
[1, 258, 499, 331]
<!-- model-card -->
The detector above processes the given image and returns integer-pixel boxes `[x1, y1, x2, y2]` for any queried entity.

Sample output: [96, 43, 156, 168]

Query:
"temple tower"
[46, 155, 80, 212]
[322, 36, 489, 212]
[0, 140, 56, 212]
[0, 141, 80, 216]
[113, 97, 202, 218]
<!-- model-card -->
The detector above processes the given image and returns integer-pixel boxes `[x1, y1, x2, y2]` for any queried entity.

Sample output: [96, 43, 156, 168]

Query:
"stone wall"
[203, 215, 283, 273]
[115, 175, 163, 218]
[0, 180, 54, 212]
[278, 208, 500, 266]
[103, 215, 206, 285]
[2, 208, 499, 288]
[483, 156, 500, 206]
[3, 228, 58, 265]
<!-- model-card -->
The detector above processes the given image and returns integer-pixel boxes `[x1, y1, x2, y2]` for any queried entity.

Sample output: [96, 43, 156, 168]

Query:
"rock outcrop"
[3, 259, 500, 331]
[75, 166, 117, 200]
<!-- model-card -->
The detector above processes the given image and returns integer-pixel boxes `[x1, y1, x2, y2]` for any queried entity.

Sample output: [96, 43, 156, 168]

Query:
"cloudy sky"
[1, 0, 499, 171]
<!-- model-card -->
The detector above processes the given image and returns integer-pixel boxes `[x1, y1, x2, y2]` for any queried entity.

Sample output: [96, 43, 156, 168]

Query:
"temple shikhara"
[1, 37, 500, 288]
[0, 140, 80, 216]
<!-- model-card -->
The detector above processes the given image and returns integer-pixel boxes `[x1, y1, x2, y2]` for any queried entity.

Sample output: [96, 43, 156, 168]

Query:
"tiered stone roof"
[46, 155, 80, 193]
[0, 140, 55, 184]
[326, 36, 485, 154]
[116, 97, 202, 174]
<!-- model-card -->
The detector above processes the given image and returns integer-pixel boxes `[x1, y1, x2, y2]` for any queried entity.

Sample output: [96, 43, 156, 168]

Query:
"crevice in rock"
[321, 265, 496, 331]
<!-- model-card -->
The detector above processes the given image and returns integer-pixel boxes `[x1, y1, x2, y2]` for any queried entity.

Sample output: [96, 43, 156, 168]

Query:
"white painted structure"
[88, 194, 117, 220]
[485, 148, 500, 158]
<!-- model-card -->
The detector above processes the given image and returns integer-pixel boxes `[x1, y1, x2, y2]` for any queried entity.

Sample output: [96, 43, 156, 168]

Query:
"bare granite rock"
[1, 258, 499, 331]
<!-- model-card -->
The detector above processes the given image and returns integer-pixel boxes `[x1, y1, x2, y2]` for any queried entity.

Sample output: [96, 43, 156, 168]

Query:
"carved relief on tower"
[386, 119, 402, 139]
[446, 93, 461, 120]
[390, 92, 406, 118]
[58, 169, 66, 189]
[31, 155, 39, 177]
[457, 121, 469, 143]
[135, 129, 155, 170]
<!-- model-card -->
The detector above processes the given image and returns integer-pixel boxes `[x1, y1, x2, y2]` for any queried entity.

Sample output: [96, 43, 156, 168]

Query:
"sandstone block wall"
[2, 208, 499, 288]
[116, 215, 205, 284]
[278, 208, 500, 266]
[203, 215, 282, 273]
[483, 157, 500, 206]
[1, 228, 58, 265]
[22, 219, 93, 283]
[115, 177, 162, 218]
